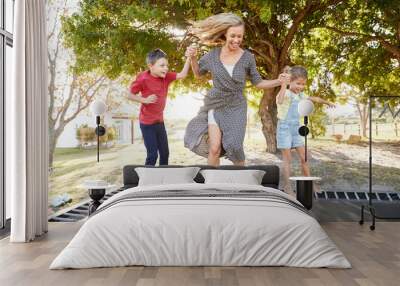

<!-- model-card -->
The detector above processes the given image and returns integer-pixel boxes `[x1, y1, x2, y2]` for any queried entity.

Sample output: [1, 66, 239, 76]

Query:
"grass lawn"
[49, 137, 400, 215]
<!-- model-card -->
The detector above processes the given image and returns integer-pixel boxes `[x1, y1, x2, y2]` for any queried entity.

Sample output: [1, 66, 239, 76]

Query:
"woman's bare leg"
[281, 149, 295, 196]
[208, 124, 222, 166]
[233, 160, 245, 166]
[295, 146, 311, 176]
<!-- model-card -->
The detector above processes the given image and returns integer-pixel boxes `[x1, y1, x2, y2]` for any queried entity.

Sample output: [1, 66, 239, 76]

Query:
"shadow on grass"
[247, 138, 400, 192]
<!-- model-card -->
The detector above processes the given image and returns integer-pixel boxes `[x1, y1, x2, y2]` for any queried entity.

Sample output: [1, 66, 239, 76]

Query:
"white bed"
[50, 183, 351, 269]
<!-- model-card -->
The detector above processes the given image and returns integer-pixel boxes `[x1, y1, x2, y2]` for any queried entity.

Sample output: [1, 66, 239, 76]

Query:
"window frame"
[1, 0, 14, 231]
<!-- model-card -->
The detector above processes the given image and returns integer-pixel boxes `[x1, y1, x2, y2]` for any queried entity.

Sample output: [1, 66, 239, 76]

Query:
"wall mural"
[46, 0, 400, 216]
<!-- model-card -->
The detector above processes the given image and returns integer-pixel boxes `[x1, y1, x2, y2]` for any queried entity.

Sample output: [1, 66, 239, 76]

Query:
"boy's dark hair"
[283, 65, 308, 80]
[146, 48, 167, 65]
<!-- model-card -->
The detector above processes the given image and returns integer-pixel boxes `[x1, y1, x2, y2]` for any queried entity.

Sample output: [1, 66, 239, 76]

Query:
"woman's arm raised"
[248, 53, 290, 90]
[255, 73, 290, 90]
[185, 46, 207, 79]
[256, 79, 282, 90]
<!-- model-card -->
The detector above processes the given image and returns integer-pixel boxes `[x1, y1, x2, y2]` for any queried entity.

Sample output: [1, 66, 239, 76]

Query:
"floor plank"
[0, 222, 399, 286]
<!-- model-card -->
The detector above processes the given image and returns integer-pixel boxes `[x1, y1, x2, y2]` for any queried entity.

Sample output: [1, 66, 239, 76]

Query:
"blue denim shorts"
[277, 120, 304, 149]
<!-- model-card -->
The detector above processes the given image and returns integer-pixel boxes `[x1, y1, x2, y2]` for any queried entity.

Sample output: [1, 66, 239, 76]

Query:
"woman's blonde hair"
[189, 13, 244, 46]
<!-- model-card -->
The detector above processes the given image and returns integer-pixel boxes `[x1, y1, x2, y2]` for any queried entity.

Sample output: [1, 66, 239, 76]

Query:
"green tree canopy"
[291, 0, 400, 137]
[66, 0, 390, 152]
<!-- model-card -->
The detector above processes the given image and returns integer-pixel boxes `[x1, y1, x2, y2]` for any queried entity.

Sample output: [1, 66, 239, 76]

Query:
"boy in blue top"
[276, 66, 335, 196]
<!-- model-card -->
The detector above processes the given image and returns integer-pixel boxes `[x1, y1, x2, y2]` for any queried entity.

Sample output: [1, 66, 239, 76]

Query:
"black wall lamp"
[90, 100, 107, 162]
[298, 99, 314, 162]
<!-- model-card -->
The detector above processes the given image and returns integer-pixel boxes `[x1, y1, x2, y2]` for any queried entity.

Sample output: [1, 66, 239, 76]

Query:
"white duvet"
[50, 183, 351, 269]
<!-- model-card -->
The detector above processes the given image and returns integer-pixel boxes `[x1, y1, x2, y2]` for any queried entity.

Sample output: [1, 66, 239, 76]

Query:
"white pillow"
[135, 167, 201, 186]
[200, 169, 266, 185]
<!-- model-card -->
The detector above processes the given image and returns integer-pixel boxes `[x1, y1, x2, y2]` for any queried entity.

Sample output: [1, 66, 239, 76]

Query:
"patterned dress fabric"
[184, 47, 263, 162]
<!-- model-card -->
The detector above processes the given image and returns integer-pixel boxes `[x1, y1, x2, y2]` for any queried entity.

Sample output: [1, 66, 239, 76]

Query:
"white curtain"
[9, 0, 48, 242]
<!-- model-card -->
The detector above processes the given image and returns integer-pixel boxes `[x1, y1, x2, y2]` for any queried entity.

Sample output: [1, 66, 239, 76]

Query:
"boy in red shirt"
[129, 49, 191, 165]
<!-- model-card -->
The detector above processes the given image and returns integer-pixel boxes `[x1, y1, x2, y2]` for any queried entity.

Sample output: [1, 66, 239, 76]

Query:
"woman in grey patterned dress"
[184, 13, 288, 166]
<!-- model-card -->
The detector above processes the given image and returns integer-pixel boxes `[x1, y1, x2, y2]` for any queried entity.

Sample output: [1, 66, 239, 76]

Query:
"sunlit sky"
[164, 92, 204, 120]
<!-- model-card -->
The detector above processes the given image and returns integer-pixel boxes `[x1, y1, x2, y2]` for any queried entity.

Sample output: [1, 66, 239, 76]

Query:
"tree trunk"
[362, 104, 368, 138]
[356, 102, 368, 138]
[258, 88, 279, 153]
[361, 117, 368, 138]
[48, 125, 65, 168]
[48, 134, 56, 170]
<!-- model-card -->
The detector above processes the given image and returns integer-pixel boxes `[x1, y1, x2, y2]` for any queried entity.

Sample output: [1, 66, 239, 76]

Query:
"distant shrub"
[332, 134, 343, 143]
[76, 124, 118, 147]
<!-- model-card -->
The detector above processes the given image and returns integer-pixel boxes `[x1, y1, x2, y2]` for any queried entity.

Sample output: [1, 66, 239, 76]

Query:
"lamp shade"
[298, 99, 314, 116]
[90, 100, 107, 116]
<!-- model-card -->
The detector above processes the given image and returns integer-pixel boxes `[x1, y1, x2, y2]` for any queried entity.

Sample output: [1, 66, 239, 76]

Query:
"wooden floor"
[0, 222, 399, 286]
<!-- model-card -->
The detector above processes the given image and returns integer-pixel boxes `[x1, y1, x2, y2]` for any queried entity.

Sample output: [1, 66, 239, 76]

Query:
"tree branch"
[53, 85, 67, 124]
[397, 21, 400, 42]
[324, 25, 400, 60]
[53, 30, 62, 61]
[63, 76, 106, 124]
[279, 1, 314, 65]
[48, 30, 63, 122]
[48, 52, 56, 121]
[255, 39, 277, 61]
[250, 47, 275, 72]
[47, 6, 61, 41]
[355, 101, 362, 117]
[58, 72, 80, 124]
[279, 0, 344, 65]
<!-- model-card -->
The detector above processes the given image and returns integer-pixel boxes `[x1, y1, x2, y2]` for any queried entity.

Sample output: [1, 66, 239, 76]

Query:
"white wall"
[56, 111, 142, 148]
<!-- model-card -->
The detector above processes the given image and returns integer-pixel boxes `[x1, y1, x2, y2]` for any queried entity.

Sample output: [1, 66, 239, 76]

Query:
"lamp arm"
[305, 133, 307, 162]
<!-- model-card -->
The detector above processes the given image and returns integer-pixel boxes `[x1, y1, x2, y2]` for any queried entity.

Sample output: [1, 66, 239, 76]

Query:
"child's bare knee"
[283, 155, 291, 164]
